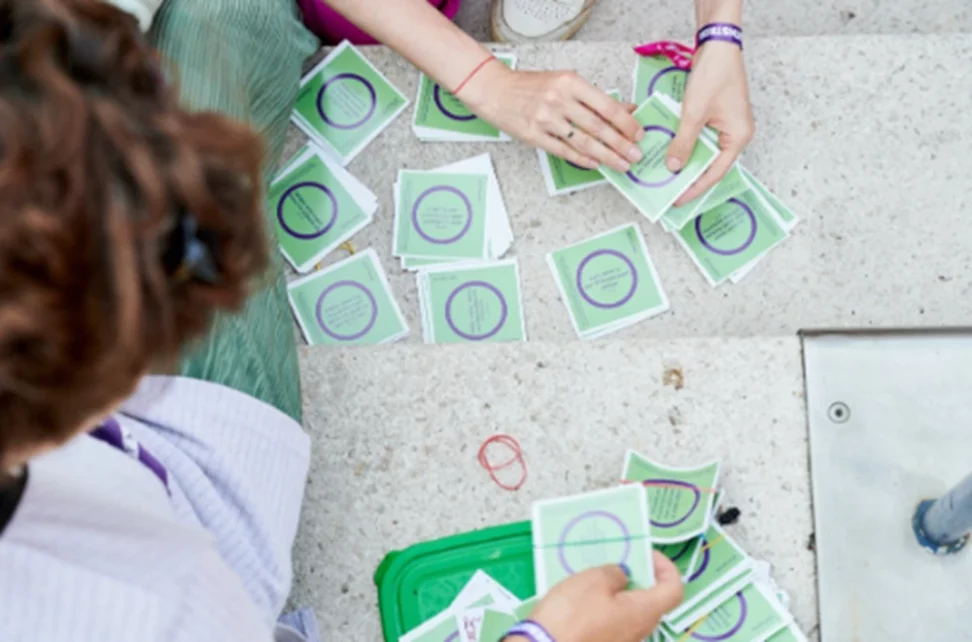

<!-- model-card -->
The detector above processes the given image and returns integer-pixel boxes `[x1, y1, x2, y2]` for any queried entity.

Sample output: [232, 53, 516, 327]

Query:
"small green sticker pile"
[397, 449, 808, 642]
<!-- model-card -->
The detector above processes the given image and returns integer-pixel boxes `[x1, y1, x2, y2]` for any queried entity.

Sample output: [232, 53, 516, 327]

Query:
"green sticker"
[269, 149, 374, 272]
[475, 608, 518, 642]
[679, 584, 790, 642]
[394, 171, 489, 260]
[547, 224, 669, 338]
[287, 249, 408, 346]
[675, 188, 788, 286]
[532, 485, 655, 593]
[293, 41, 408, 164]
[740, 168, 799, 229]
[622, 451, 721, 543]
[539, 90, 620, 196]
[413, 54, 515, 140]
[633, 55, 690, 104]
[599, 94, 718, 222]
[419, 261, 525, 344]
[662, 164, 750, 231]
[767, 625, 808, 642]
[667, 524, 750, 624]
[512, 597, 538, 621]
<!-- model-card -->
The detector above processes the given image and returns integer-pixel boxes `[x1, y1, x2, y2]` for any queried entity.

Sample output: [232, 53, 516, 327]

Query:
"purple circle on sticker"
[626, 125, 678, 188]
[557, 510, 631, 575]
[411, 185, 473, 245]
[444, 280, 508, 341]
[433, 84, 477, 122]
[694, 198, 757, 256]
[575, 249, 639, 309]
[316, 72, 377, 130]
[315, 280, 378, 341]
[647, 66, 690, 98]
[646, 478, 702, 528]
[690, 592, 748, 641]
[277, 181, 338, 240]
[688, 539, 711, 583]
[444, 633, 459, 642]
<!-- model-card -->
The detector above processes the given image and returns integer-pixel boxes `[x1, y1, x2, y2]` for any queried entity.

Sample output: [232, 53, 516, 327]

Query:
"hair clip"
[164, 210, 219, 285]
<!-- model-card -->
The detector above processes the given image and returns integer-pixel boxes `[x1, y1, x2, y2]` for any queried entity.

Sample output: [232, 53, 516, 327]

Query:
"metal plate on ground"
[803, 331, 972, 641]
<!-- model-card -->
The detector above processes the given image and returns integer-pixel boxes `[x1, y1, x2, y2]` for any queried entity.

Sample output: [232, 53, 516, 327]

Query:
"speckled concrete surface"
[290, 337, 815, 639]
[284, 36, 972, 343]
[454, 0, 972, 41]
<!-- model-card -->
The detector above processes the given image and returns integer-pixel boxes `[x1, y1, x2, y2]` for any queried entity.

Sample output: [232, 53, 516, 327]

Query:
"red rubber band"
[478, 433, 528, 491]
[453, 55, 497, 97]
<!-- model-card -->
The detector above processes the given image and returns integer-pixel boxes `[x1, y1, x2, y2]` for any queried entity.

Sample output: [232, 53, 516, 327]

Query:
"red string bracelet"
[453, 54, 497, 97]
[478, 433, 528, 491]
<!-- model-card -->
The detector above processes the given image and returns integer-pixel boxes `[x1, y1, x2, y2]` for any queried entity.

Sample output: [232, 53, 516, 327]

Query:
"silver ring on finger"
[565, 125, 575, 140]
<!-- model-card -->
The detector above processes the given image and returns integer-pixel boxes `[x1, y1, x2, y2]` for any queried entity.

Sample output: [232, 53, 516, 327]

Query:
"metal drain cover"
[803, 330, 972, 641]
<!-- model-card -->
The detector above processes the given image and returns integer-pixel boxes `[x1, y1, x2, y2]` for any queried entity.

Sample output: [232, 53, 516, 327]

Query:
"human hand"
[667, 41, 754, 205]
[460, 62, 644, 173]
[509, 552, 683, 642]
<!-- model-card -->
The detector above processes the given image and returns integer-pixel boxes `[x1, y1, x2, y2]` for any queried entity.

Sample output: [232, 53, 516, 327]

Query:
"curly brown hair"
[0, 0, 269, 459]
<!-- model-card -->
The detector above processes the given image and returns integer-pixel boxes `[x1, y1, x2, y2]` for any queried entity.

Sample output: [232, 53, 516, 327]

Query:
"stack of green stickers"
[632, 55, 691, 105]
[412, 53, 517, 142]
[292, 40, 409, 166]
[671, 169, 799, 287]
[630, 94, 801, 286]
[532, 485, 656, 594]
[269, 144, 377, 273]
[547, 223, 670, 340]
[393, 154, 512, 269]
[287, 248, 408, 346]
[416, 259, 526, 344]
[598, 93, 719, 223]
[537, 89, 621, 197]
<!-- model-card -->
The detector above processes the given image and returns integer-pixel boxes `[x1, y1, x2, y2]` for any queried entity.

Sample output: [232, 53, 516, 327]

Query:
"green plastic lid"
[373, 520, 535, 641]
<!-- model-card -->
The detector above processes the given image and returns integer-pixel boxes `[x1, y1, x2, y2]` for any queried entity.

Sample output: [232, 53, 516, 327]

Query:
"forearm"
[322, 0, 492, 92]
[694, 0, 743, 27]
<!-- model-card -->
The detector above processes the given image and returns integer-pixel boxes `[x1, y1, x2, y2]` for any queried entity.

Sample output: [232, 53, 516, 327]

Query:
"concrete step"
[457, 0, 972, 41]
[286, 35, 972, 345]
[291, 336, 816, 638]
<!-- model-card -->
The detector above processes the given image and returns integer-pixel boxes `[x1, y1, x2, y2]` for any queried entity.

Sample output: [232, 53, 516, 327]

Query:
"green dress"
[150, 0, 319, 423]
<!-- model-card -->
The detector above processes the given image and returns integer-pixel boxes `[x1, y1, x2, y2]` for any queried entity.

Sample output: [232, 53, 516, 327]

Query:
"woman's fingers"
[567, 74, 644, 143]
[556, 124, 629, 172]
[563, 102, 643, 171]
[540, 133, 599, 170]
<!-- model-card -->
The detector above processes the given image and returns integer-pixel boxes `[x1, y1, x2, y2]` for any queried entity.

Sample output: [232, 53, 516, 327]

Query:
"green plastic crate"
[373, 520, 535, 641]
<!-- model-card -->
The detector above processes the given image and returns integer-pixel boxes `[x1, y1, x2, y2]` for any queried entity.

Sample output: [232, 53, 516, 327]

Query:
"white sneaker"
[490, 0, 597, 43]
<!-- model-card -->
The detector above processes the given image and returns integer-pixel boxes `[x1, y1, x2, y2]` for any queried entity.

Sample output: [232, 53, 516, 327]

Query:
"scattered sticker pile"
[398, 450, 808, 642]
[280, 41, 804, 346]
[413, 53, 518, 142]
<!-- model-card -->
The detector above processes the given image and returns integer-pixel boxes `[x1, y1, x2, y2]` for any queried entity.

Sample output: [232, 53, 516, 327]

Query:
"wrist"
[695, 0, 742, 27]
[456, 57, 510, 114]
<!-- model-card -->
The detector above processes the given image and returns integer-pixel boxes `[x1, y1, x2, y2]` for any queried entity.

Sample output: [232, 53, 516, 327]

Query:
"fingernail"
[666, 157, 683, 172]
[619, 563, 631, 578]
[627, 147, 643, 162]
[616, 160, 631, 172]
